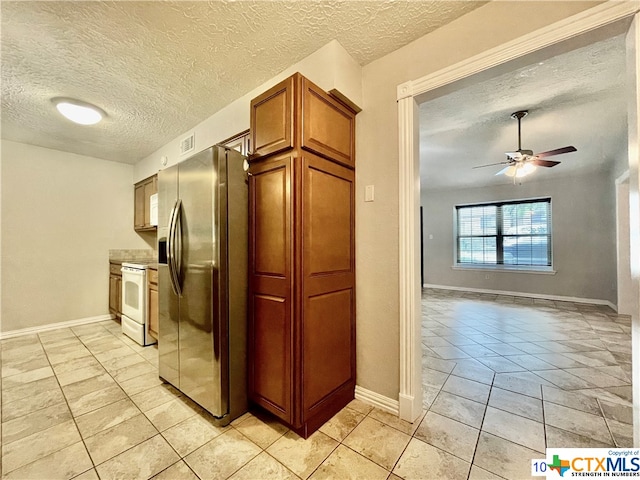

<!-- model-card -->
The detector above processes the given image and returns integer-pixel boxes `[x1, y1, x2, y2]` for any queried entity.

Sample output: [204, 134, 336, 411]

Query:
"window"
[456, 198, 551, 267]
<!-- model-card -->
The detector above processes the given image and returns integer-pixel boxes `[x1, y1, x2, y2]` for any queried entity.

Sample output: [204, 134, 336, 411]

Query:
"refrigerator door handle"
[173, 199, 183, 294]
[167, 199, 182, 296]
[167, 200, 177, 295]
[166, 203, 176, 269]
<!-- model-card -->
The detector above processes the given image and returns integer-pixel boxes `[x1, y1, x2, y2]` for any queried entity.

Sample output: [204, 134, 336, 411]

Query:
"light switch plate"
[365, 185, 375, 202]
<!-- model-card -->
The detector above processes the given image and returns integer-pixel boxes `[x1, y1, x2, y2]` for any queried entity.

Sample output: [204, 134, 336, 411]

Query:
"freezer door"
[177, 147, 228, 417]
[158, 164, 180, 388]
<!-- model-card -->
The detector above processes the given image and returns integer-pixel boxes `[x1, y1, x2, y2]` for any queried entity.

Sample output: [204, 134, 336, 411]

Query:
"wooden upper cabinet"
[134, 174, 157, 231]
[134, 183, 145, 229]
[249, 74, 355, 167]
[300, 78, 355, 168]
[250, 76, 294, 160]
[221, 129, 251, 156]
[143, 179, 156, 226]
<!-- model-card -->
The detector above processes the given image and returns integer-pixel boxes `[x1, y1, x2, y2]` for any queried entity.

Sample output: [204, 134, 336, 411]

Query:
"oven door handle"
[167, 199, 183, 296]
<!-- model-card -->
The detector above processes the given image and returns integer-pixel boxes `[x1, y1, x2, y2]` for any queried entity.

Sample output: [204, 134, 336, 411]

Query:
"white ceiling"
[1, 0, 486, 164]
[420, 32, 628, 190]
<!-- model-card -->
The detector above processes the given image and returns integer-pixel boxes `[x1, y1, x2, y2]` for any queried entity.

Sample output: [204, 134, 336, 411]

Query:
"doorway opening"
[396, 5, 640, 451]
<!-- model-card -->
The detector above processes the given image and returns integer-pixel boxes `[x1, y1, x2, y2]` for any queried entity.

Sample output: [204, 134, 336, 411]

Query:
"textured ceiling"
[420, 32, 628, 190]
[1, 0, 486, 164]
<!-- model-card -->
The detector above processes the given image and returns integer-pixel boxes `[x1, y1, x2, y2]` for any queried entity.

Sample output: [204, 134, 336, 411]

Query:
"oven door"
[121, 266, 146, 323]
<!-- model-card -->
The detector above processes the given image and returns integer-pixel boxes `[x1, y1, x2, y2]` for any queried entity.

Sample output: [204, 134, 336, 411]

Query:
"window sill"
[452, 265, 556, 275]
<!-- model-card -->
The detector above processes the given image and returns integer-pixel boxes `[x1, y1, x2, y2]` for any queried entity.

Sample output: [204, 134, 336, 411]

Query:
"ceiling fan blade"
[534, 146, 577, 158]
[473, 161, 511, 169]
[531, 159, 560, 168]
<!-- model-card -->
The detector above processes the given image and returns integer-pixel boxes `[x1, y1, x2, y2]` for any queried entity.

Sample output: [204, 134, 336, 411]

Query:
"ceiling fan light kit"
[499, 162, 537, 178]
[473, 109, 577, 180]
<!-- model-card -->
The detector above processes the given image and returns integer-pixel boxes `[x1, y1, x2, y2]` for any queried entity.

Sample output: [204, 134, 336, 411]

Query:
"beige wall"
[422, 170, 617, 306]
[357, 1, 601, 398]
[135, 40, 362, 182]
[1, 140, 149, 332]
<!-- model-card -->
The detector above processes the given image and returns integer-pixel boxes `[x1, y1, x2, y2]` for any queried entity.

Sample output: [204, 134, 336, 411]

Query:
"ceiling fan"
[474, 110, 577, 178]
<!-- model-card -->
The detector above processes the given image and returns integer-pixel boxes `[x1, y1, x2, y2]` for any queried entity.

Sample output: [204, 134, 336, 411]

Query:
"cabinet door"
[300, 153, 356, 418]
[221, 130, 251, 156]
[116, 276, 122, 316]
[134, 183, 145, 228]
[109, 274, 122, 317]
[301, 77, 355, 168]
[109, 274, 119, 314]
[134, 175, 158, 231]
[250, 76, 295, 160]
[143, 179, 155, 226]
[248, 154, 294, 423]
[148, 284, 158, 339]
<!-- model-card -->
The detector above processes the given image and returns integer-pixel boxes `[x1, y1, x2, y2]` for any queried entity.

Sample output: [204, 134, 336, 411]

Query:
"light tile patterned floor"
[421, 288, 633, 479]
[0, 289, 633, 479]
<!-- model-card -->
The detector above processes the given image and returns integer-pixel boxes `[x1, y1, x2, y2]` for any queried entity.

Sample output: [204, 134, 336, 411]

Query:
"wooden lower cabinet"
[248, 151, 355, 437]
[108, 262, 122, 318]
[147, 267, 158, 340]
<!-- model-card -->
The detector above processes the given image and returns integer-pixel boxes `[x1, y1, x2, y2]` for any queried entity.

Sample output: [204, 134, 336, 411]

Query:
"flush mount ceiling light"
[52, 97, 105, 125]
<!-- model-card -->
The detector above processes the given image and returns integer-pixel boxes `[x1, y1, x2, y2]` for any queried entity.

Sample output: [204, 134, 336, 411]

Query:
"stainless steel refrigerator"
[157, 145, 248, 425]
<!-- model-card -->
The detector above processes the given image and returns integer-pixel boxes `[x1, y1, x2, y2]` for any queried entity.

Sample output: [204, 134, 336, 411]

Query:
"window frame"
[454, 197, 552, 270]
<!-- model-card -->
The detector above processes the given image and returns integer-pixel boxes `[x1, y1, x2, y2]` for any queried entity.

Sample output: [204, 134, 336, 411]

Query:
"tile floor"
[0, 288, 634, 479]
[421, 288, 634, 479]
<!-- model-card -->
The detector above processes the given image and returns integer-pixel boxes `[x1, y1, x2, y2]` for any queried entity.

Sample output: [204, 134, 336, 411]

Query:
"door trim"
[626, 13, 640, 446]
[396, 0, 640, 422]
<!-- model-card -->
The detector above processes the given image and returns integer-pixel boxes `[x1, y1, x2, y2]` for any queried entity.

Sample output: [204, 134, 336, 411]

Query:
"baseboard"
[424, 284, 617, 311]
[0, 314, 115, 340]
[354, 385, 399, 415]
[399, 393, 425, 423]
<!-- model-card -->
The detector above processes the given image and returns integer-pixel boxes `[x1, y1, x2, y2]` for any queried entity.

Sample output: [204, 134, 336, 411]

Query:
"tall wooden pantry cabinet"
[248, 73, 357, 437]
